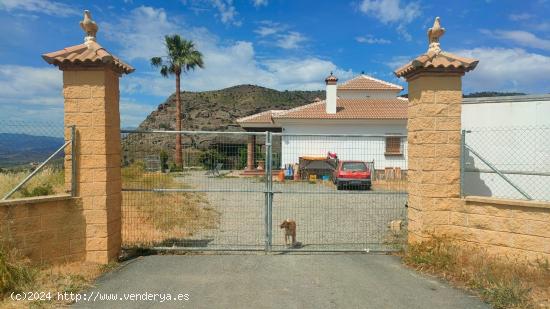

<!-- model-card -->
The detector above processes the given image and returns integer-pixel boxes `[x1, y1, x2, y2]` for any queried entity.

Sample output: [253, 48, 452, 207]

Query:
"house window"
[385, 136, 402, 155]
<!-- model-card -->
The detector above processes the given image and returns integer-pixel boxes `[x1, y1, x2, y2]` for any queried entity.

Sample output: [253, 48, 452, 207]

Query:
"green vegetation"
[0, 167, 64, 199]
[404, 237, 550, 308]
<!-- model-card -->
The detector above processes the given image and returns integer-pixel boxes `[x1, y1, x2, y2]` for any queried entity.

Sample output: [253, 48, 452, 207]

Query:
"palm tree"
[151, 35, 204, 168]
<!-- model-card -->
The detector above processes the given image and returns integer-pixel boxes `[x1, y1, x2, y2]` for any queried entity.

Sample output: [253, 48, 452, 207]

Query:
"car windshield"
[342, 162, 367, 171]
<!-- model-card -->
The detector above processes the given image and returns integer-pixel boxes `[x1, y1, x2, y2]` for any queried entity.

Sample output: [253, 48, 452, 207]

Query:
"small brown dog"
[280, 219, 296, 247]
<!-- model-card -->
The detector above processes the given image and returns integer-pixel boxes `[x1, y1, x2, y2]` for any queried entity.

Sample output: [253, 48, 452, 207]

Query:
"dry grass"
[403, 237, 550, 309]
[0, 260, 115, 308]
[0, 168, 64, 199]
[0, 232, 113, 309]
[121, 163, 220, 247]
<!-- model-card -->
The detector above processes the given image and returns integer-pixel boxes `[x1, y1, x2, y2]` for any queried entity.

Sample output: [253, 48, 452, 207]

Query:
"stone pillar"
[42, 11, 134, 263]
[246, 135, 256, 170]
[394, 17, 478, 242]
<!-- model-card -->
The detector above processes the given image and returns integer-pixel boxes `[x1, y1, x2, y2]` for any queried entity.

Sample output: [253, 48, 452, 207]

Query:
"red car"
[332, 161, 372, 190]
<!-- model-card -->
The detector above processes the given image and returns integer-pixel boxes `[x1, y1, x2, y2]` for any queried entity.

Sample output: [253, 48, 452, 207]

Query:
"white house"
[238, 74, 550, 199]
[237, 73, 409, 173]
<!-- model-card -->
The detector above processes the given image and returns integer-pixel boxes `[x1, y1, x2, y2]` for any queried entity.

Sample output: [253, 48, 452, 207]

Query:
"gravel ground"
[175, 171, 407, 251]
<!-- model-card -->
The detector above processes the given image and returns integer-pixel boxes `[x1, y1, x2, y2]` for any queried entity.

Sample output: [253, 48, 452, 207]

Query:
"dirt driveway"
[177, 172, 407, 251]
[74, 254, 489, 309]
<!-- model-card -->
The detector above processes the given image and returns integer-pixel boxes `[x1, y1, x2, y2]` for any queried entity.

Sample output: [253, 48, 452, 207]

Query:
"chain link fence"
[462, 126, 550, 202]
[0, 120, 71, 200]
[120, 129, 408, 252]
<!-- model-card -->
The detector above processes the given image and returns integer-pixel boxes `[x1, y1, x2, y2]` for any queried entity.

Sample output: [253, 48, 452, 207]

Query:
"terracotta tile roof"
[337, 75, 403, 91]
[394, 50, 478, 79]
[274, 98, 408, 120]
[42, 41, 134, 74]
[237, 110, 286, 124]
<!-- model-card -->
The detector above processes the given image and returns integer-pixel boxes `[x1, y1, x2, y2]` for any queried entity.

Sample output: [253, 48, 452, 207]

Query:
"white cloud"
[252, 0, 268, 7]
[254, 21, 285, 37]
[107, 6, 352, 94]
[452, 47, 550, 93]
[210, 0, 240, 26]
[103, 6, 178, 61]
[275, 31, 307, 49]
[358, 0, 420, 40]
[120, 100, 157, 127]
[356, 35, 391, 44]
[482, 29, 550, 51]
[0, 0, 79, 17]
[254, 21, 307, 49]
[0, 65, 62, 106]
[508, 13, 532, 21]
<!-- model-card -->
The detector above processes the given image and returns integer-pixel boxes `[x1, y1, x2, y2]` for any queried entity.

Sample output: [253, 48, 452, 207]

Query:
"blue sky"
[0, 0, 549, 127]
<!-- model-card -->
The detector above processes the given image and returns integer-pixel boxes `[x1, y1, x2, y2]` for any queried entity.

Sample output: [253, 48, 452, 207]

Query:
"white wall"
[278, 120, 407, 170]
[461, 96, 550, 201]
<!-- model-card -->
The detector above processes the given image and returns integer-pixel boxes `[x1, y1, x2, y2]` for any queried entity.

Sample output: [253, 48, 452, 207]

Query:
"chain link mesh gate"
[121, 130, 407, 252]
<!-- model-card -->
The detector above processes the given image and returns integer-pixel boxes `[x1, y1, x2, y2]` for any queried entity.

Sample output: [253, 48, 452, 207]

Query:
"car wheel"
[336, 181, 342, 190]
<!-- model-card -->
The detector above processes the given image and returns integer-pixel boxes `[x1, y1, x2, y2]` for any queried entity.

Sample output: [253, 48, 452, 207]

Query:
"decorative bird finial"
[80, 10, 98, 43]
[427, 17, 445, 53]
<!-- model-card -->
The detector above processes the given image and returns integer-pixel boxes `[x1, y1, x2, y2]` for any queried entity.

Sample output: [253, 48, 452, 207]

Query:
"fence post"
[42, 10, 134, 263]
[460, 129, 466, 198]
[71, 125, 77, 197]
[265, 131, 273, 252]
[394, 17, 478, 242]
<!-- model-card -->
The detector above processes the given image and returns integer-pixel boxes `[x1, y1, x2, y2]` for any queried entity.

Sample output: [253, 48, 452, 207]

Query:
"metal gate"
[121, 130, 407, 252]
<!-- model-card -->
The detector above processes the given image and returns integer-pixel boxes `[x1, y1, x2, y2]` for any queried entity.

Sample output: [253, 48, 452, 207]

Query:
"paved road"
[74, 254, 488, 309]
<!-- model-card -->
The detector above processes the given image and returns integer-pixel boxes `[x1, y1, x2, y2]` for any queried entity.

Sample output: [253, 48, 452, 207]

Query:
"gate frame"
[121, 129, 408, 253]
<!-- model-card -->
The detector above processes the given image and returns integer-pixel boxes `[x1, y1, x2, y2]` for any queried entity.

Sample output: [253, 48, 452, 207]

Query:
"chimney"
[325, 72, 338, 114]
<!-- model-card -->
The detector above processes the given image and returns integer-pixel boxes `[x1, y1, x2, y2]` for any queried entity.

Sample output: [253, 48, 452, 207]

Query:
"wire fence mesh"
[0, 120, 70, 200]
[121, 130, 408, 252]
[462, 126, 550, 202]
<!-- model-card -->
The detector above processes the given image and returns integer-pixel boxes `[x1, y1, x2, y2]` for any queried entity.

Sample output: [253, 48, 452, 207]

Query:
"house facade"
[237, 73, 409, 172]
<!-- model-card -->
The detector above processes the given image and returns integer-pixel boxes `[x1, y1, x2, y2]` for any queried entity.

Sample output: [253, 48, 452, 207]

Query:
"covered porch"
[236, 110, 283, 176]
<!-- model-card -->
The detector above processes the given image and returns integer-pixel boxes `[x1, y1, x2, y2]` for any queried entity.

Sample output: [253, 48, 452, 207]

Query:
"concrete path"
[74, 254, 488, 309]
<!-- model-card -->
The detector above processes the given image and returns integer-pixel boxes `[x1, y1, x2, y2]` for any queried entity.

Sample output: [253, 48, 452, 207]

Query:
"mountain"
[463, 92, 527, 98]
[138, 84, 325, 132]
[0, 133, 64, 168]
[122, 85, 325, 158]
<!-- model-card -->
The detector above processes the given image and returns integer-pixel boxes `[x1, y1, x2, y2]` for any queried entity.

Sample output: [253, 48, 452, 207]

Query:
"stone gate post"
[394, 17, 478, 242]
[42, 11, 134, 263]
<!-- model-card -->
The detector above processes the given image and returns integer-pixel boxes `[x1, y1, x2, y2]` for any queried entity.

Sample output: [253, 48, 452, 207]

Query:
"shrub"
[20, 183, 54, 197]
[404, 237, 548, 308]
[0, 245, 36, 298]
[159, 150, 169, 171]
[199, 149, 227, 170]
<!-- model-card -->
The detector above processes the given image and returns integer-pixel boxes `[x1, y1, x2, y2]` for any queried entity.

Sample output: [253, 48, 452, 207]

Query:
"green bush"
[20, 183, 54, 198]
[159, 150, 169, 171]
[169, 162, 183, 172]
[199, 149, 227, 170]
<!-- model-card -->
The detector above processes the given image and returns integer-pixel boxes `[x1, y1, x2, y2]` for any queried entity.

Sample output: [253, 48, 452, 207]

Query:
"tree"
[151, 34, 204, 167]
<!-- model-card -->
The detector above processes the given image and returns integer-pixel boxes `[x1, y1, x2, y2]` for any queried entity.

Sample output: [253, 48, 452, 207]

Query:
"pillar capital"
[394, 17, 478, 81]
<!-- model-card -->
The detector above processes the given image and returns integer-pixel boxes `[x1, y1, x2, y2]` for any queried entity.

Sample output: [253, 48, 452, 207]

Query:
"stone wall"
[437, 196, 550, 261]
[0, 195, 86, 264]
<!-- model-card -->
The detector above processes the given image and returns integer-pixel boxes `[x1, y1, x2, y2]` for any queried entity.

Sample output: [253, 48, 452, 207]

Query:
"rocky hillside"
[122, 85, 325, 162]
[138, 84, 324, 132]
